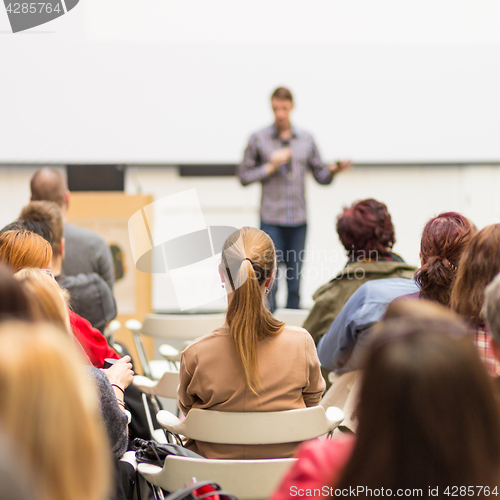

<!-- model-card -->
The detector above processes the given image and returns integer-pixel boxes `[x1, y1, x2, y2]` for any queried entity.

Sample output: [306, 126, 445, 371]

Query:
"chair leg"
[150, 484, 166, 500]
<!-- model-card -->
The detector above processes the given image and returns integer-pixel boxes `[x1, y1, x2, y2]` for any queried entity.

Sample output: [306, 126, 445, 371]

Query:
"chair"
[126, 313, 226, 379]
[133, 371, 180, 400]
[273, 308, 309, 327]
[138, 406, 344, 500]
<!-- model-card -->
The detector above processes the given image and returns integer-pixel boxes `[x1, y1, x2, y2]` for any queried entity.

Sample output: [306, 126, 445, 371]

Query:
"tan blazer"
[178, 323, 326, 459]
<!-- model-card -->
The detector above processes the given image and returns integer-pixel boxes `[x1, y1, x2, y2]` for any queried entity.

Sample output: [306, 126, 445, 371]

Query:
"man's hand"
[269, 147, 292, 172]
[329, 159, 352, 174]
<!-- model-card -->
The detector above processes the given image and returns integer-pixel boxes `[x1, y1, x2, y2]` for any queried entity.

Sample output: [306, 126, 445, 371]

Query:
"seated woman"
[318, 212, 475, 375]
[304, 198, 415, 347]
[178, 227, 325, 459]
[273, 301, 500, 499]
[0, 227, 120, 367]
[0, 321, 112, 500]
[450, 224, 500, 376]
[14, 267, 133, 459]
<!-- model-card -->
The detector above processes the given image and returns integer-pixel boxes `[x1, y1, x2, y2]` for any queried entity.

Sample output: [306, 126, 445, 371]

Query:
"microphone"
[280, 139, 292, 176]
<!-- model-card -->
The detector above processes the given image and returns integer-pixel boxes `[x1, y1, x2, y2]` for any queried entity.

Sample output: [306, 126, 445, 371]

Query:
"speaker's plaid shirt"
[237, 124, 334, 226]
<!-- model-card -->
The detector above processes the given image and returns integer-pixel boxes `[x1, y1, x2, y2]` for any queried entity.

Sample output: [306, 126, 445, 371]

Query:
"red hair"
[336, 199, 395, 261]
[414, 212, 474, 306]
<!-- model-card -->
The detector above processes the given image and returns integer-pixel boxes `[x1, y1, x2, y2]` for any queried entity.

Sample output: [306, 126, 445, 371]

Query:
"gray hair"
[482, 272, 500, 348]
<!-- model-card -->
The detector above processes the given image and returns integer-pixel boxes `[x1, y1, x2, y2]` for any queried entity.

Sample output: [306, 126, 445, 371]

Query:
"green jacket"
[303, 259, 416, 346]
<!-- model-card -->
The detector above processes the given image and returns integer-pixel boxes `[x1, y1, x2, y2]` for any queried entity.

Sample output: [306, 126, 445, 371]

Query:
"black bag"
[133, 438, 203, 467]
[124, 384, 163, 444]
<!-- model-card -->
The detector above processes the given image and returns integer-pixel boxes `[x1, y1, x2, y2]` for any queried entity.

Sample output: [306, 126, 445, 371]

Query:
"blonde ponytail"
[222, 227, 284, 394]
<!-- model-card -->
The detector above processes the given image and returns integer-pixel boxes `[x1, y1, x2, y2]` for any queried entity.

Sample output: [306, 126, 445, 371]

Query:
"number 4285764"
[5, 3, 61, 14]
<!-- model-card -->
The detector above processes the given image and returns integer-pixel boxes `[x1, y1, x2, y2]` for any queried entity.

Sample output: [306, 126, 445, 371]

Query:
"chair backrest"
[142, 313, 226, 340]
[157, 406, 344, 445]
[273, 308, 309, 327]
[139, 456, 296, 500]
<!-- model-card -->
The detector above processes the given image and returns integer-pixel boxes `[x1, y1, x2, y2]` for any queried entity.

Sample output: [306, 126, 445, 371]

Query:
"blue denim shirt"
[317, 278, 419, 374]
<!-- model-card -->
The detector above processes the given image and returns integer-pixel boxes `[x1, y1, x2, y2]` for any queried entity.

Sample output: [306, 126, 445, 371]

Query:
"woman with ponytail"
[178, 227, 325, 459]
[414, 212, 474, 306]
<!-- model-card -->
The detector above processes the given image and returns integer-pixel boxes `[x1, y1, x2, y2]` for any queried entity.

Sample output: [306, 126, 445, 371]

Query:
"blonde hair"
[0, 229, 52, 271]
[0, 322, 111, 500]
[221, 227, 284, 394]
[15, 268, 71, 335]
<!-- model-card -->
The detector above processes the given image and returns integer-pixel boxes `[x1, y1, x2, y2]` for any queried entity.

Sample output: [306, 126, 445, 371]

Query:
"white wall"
[2, 1, 500, 163]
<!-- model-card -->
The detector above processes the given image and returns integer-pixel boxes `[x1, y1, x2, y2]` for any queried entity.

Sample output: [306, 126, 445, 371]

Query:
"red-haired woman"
[304, 199, 415, 347]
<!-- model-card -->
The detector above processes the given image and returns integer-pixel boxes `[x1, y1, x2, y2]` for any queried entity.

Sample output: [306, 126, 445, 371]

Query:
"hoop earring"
[265, 287, 270, 294]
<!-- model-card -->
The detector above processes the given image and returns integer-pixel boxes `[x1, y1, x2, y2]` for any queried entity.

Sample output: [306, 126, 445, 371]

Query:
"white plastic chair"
[138, 406, 344, 500]
[126, 314, 225, 380]
[273, 308, 309, 327]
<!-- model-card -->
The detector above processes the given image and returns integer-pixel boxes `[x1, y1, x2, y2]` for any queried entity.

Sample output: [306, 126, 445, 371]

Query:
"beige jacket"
[178, 323, 326, 459]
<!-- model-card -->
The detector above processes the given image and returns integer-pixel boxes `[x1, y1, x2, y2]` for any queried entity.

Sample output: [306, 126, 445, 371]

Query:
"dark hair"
[414, 212, 474, 306]
[1, 220, 52, 246]
[451, 224, 500, 327]
[271, 87, 293, 103]
[336, 199, 395, 261]
[335, 314, 500, 495]
[0, 263, 33, 322]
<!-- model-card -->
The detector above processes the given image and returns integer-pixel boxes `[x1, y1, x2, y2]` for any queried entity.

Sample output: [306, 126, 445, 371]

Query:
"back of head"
[337, 307, 500, 492]
[0, 321, 111, 500]
[0, 229, 52, 272]
[414, 212, 474, 306]
[483, 272, 500, 349]
[1, 219, 52, 245]
[221, 227, 284, 394]
[451, 223, 500, 326]
[0, 263, 33, 322]
[20, 201, 64, 256]
[15, 268, 71, 334]
[30, 168, 67, 208]
[336, 198, 395, 260]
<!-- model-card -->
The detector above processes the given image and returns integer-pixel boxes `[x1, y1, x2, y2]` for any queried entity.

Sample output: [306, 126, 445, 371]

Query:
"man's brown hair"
[271, 87, 293, 103]
[19, 201, 64, 257]
[30, 168, 67, 208]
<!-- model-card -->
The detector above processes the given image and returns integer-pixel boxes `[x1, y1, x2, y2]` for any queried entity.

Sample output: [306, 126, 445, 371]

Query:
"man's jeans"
[260, 222, 307, 313]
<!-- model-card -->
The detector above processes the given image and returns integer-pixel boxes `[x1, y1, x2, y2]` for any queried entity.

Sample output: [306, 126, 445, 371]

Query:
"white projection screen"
[2, 0, 500, 164]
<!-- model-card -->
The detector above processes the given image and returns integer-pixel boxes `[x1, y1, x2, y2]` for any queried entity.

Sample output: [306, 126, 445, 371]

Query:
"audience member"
[0, 229, 52, 270]
[483, 272, 500, 391]
[20, 200, 116, 333]
[0, 321, 112, 500]
[303, 199, 415, 388]
[0, 433, 37, 500]
[30, 167, 115, 290]
[304, 199, 415, 346]
[0, 263, 33, 321]
[14, 268, 132, 455]
[178, 227, 325, 459]
[450, 224, 500, 376]
[318, 212, 474, 375]
[0, 227, 120, 366]
[273, 304, 500, 499]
